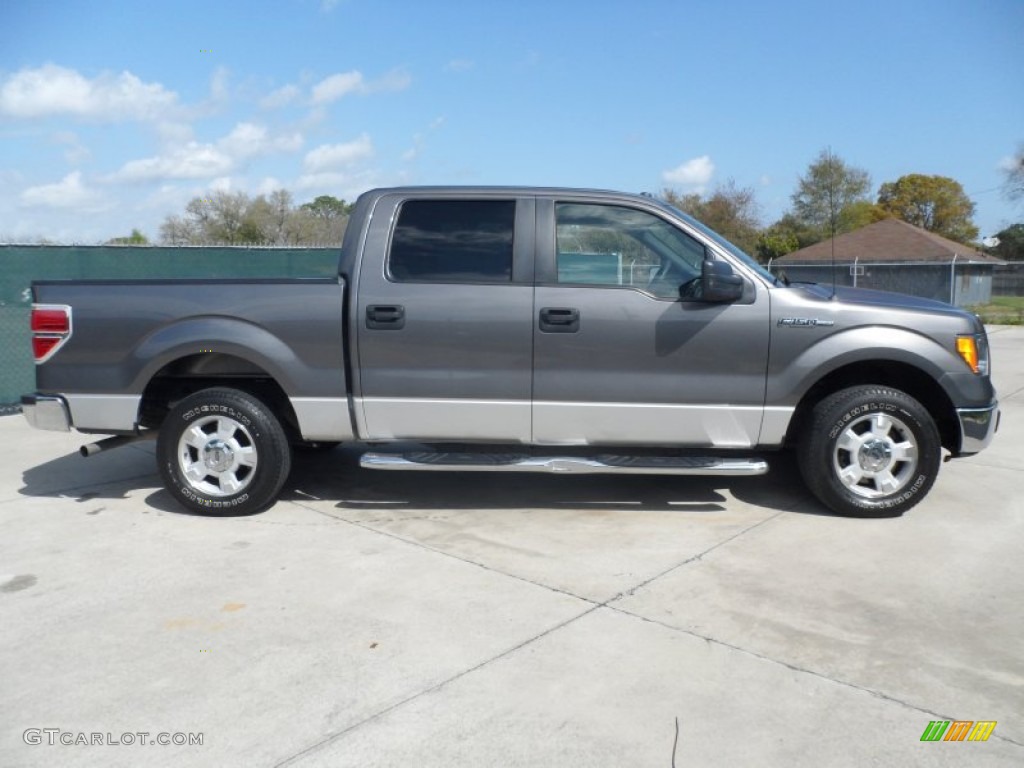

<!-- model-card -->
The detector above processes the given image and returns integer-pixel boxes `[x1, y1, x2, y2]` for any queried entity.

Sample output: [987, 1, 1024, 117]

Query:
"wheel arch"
[138, 352, 302, 441]
[787, 359, 960, 453]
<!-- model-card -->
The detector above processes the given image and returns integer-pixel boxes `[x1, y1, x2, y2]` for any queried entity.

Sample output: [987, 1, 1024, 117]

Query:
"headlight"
[956, 334, 989, 375]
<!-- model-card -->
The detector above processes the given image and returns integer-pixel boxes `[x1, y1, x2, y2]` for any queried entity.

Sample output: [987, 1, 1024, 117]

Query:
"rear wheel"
[157, 387, 291, 515]
[797, 386, 941, 517]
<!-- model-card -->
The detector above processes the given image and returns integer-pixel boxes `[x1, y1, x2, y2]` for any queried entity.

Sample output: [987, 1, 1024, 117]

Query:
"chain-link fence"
[767, 260, 997, 307]
[0, 245, 338, 409]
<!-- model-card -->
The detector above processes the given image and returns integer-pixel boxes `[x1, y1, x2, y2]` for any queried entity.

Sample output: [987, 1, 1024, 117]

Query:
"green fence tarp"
[0, 245, 338, 407]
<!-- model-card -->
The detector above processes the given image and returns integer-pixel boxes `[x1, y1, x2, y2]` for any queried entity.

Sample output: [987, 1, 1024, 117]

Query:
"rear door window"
[388, 200, 515, 283]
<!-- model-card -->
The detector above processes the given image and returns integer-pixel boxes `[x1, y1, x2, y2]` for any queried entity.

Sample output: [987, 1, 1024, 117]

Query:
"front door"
[532, 198, 770, 447]
[356, 195, 535, 442]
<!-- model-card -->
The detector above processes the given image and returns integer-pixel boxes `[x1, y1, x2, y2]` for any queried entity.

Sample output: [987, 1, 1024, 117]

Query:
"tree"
[266, 189, 294, 244]
[877, 174, 979, 244]
[106, 228, 149, 245]
[300, 195, 352, 221]
[836, 200, 889, 232]
[159, 215, 199, 245]
[1003, 144, 1024, 205]
[661, 180, 761, 255]
[984, 223, 1024, 261]
[791, 149, 872, 238]
[755, 224, 801, 262]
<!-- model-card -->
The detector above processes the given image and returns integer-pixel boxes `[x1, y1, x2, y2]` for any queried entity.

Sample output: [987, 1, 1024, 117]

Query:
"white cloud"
[997, 155, 1021, 172]
[112, 143, 234, 181]
[296, 171, 349, 190]
[309, 69, 410, 105]
[52, 131, 91, 164]
[0, 64, 177, 121]
[219, 122, 302, 157]
[20, 171, 105, 209]
[370, 69, 411, 92]
[156, 121, 195, 144]
[255, 176, 283, 195]
[209, 176, 233, 192]
[295, 168, 379, 200]
[138, 183, 191, 211]
[311, 71, 365, 104]
[445, 59, 475, 73]
[662, 155, 715, 189]
[209, 67, 230, 103]
[304, 134, 373, 172]
[402, 117, 445, 162]
[109, 122, 303, 182]
[402, 142, 422, 162]
[260, 84, 300, 109]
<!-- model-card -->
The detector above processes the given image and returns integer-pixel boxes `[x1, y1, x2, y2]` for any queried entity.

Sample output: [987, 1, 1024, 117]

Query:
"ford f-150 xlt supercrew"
[22, 187, 999, 516]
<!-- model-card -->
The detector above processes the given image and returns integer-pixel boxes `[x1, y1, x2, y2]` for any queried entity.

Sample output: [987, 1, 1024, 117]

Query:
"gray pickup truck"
[22, 187, 999, 516]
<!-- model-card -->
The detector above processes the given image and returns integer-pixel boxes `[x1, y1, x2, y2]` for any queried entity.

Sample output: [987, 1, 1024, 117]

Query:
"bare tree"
[1003, 144, 1024, 205]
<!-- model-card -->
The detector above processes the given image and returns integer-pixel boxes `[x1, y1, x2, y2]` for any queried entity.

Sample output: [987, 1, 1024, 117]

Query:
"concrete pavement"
[1, 328, 1022, 767]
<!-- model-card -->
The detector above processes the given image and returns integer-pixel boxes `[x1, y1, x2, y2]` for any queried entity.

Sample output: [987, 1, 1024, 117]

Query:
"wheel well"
[139, 353, 301, 439]
[788, 361, 960, 452]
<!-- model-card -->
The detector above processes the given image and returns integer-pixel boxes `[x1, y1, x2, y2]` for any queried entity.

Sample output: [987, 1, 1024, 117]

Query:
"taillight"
[30, 304, 72, 363]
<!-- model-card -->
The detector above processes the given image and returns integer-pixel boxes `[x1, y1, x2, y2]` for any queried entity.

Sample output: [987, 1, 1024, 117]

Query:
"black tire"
[157, 387, 292, 515]
[796, 386, 941, 517]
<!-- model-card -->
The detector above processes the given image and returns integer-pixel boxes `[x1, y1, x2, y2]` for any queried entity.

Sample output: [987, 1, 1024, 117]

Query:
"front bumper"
[21, 394, 71, 432]
[957, 402, 1000, 455]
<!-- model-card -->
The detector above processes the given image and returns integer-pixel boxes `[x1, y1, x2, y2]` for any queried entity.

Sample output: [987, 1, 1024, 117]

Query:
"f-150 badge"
[777, 317, 835, 327]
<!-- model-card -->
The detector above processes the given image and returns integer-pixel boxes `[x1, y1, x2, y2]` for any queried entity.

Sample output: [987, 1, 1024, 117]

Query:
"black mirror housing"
[701, 259, 744, 302]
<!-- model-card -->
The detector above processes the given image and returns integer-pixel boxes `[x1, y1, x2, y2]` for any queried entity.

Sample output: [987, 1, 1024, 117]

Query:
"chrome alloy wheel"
[176, 415, 258, 497]
[833, 412, 919, 499]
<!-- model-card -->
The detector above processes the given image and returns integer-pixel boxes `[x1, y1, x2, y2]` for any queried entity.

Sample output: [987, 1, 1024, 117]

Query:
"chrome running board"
[359, 452, 768, 476]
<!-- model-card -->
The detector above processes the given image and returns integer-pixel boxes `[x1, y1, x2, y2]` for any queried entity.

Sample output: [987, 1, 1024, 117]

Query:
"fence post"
[949, 254, 957, 305]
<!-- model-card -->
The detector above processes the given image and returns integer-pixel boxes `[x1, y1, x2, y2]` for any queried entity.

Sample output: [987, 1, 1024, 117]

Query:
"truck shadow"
[278, 444, 839, 517]
[19, 442, 843, 518]
[19, 441, 158, 504]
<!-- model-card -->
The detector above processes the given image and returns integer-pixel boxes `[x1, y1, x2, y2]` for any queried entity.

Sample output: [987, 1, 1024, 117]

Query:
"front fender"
[767, 325, 965, 406]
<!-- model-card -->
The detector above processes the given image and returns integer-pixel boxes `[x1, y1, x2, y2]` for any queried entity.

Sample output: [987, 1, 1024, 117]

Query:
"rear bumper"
[957, 402, 1000, 455]
[21, 394, 71, 432]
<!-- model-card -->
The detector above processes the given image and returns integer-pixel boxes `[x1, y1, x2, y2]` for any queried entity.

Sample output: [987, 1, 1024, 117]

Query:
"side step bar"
[360, 452, 768, 476]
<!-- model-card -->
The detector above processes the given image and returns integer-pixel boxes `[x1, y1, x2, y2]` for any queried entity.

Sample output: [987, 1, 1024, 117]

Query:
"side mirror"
[701, 259, 744, 302]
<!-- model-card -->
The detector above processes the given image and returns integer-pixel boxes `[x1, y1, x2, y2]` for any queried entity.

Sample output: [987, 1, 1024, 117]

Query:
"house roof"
[774, 218, 1002, 264]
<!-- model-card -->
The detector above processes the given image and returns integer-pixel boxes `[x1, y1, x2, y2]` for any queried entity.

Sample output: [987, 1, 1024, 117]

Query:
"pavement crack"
[289, 498, 599, 606]
[609, 509, 787, 601]
[272, 603, 604, 767]
[273, 501, 800, 766]
[605, 605, 1024, 750]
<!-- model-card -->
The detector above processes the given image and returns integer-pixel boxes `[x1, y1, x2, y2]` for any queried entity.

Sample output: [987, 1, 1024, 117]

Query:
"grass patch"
[967, 295, 1024, 325]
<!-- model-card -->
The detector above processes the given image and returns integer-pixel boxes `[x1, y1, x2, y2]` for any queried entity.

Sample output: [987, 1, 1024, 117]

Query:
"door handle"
[366, 304, 405, 330]
[539, 307, 580, 333]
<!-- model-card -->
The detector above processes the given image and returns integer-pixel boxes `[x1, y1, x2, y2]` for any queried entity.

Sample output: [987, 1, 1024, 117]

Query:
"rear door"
[355, 193, 535, 441]
[531, 197, 771, 447]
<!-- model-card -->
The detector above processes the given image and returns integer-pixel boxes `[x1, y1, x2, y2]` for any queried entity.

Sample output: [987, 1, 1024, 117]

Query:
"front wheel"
[157, 387, 292, 515]
[797, 386, 941, 517]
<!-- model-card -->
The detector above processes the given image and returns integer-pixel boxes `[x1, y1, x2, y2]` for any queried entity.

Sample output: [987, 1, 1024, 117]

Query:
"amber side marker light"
[956, 335, 980, 374]
[30, 304, 72, 363]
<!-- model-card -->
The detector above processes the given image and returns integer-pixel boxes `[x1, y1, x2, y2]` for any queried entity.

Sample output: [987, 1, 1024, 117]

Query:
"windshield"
[662, 204, 778, 285]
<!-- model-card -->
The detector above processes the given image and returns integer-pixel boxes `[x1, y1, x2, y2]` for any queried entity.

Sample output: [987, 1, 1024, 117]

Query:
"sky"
[1, 0, 1021, 244]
